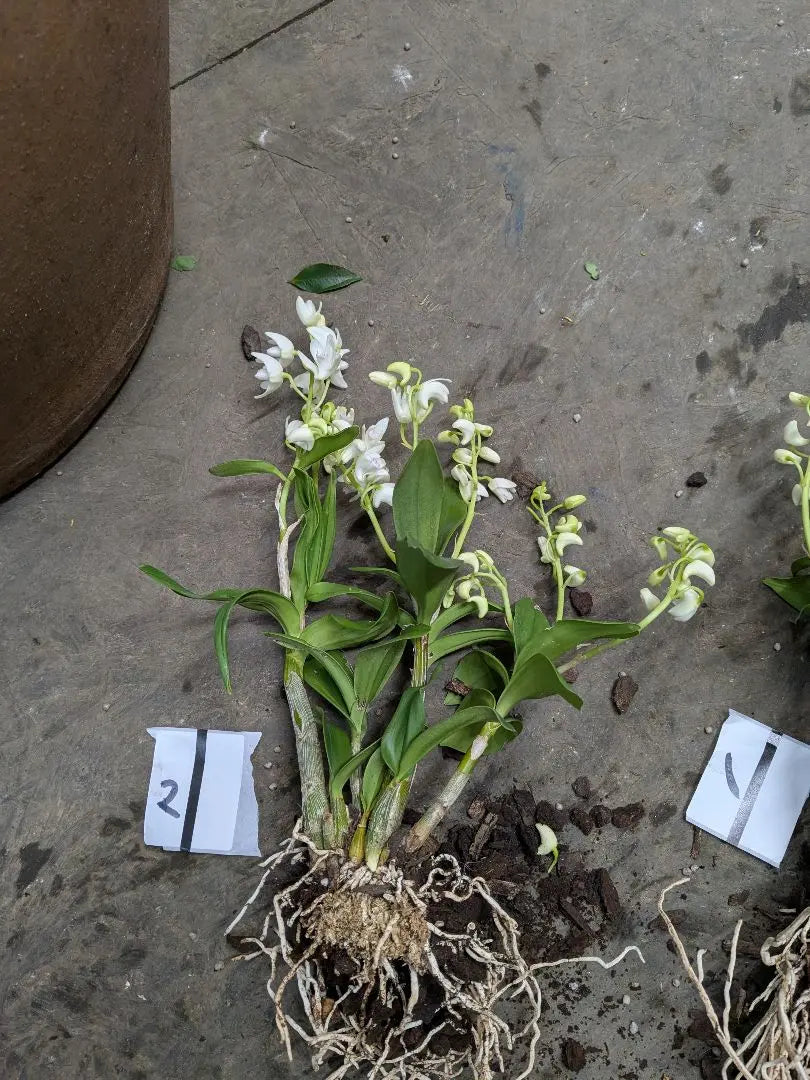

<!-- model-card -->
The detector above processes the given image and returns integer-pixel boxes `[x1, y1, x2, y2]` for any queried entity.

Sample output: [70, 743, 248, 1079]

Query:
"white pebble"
[320, 877, 330, 887]
[404, 42, 411, 50]
[741, 257, 750, 268]
[675, 489, 684, 498]
[777, 18, 785, 26]
[392, 136, 399, 144]
[214, 961, 225, 971]
[103, 703, 111, 712]
[618, 670, 627, 678]
[622, 994, 631, 1005]
[690, 863, 700, 872]
[704, 725, 714, 734]
[672, 977, 681, 987]
[269, 783, 278, 791]
[629, 1020, 639, 1035]
[630, 981, 641, 990]
[263, 762, 273, 769]
[345, 216, 353, 223]
[555, 802, 564, 811]
[368, 319, 375, 327]
[189, 932, 197, 940]
[56, 470, 64, 476]
[568, 980, 580, 991]
[681, 867, 693, 876]
[774, 642, 782, 652]
[392, 152, 400, 159]
[573, 412, 582, 423]
[289, 121, 296, 129]
[539, 306, 546, 314]
[273, 745, 282, 753]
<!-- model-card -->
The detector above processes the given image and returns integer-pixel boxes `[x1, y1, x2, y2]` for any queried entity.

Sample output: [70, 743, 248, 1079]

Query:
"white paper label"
[686, 710, 810, 867]
[144, 728, 261, 856]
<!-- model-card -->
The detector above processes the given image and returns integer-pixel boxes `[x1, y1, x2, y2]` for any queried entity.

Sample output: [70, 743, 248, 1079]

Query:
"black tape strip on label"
[727, 734, 779, 847]
[180, 729, 208, 852]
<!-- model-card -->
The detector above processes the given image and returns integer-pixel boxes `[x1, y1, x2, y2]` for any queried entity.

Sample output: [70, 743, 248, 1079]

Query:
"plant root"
[228, 821, 645, 1080]
[659, 878, 810, 1080]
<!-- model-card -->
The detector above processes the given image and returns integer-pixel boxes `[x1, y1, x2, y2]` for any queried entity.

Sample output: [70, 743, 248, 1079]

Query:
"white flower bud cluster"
[253, 295, 348, 405]
[441, 549, 504, 619]
[437, 400, 517, 504]
[640, 528, 716, 623]
[774, 391, 810, 512]
[530, 483, 588, 589]
[368, 362, 451, 429]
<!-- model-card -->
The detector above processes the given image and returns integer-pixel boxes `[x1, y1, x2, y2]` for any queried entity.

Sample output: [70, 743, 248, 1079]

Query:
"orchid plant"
[141, 295, 717, 873]
[765, 391, 810, 617]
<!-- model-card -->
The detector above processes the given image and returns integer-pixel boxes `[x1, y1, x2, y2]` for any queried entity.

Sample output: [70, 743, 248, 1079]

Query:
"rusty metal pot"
[0, 1, 172, 496]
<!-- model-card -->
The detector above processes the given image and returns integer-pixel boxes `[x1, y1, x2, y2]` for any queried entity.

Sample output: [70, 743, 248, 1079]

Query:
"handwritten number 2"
[157, 778, 181, 818]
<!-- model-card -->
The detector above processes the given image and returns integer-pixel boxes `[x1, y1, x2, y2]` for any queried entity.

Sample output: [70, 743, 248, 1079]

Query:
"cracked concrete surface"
[2, 0, 810, 1077]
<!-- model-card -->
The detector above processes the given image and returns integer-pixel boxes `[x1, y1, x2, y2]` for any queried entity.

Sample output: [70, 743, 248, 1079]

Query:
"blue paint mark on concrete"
[488, 145, 527, 244]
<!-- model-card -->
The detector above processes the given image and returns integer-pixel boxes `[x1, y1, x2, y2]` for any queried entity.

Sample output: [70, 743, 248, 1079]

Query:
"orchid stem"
[363, 500, 396, 562]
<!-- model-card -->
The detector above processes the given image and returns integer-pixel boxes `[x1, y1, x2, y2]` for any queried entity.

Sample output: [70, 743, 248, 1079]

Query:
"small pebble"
[777, 18, 785, 26]
[690, 863, 700, 872]
[704, 725, 714, 734]
[204, 363, 211, 369]
[622, 994, 631, 1005]
[345, 216, 353, 223]
[741, 257, 750, 268]
[681, 867, 693, 876]
[392, 136, 399, 144]
[555, 802, 564, 812]
[289, 121, 296, 129]
[774, 642, 782, 652]
[539, 306, 546, 314]
[214, 961, 225, 971]
[573, 412, 582, 423]
[675, 489, 684, 498]
[56, 470, 63, 476]
[273, 745, 282, 753]
[629, 1021, 639, 1036]
[568, 980, 580, 992]
[392, 152, 399, 159]
[672, 977, 681, 987]
[102, 703, 110, 712]
[269, 783, 278, 791]
[320, 877, 330, 887]
[404, 42, 411, 50]
[630, 981, 641, 990]
[263, 762, 273, 769]
[189, 932, 197, 940]
[367, 319, 375, 327]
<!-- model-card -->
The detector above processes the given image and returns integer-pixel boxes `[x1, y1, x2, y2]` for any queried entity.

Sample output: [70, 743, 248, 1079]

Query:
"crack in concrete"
[170, 0, 339, 91]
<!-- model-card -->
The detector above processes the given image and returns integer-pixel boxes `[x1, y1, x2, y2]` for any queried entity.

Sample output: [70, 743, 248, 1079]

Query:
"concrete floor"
[3, 0, 810, 1076]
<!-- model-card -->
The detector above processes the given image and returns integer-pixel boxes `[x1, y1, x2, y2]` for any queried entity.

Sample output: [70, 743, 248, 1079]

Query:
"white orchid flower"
[391, 387, 412, 423]
[355, 451, 389, 487]
[538, 536, 554, 564]
[784, 420, 810, 447]
[414, 378, 451, 420]
[371, 482, 395, 508]
[295, 296, 325, 327]
[347, 418, 389, 462]
[639, 587, 660, 612]
[556, 514, 582, 533]
[474, 422, 493, 437]
[774, 449, 803, 466]
[329, 405, 355, 433]
[475, 482, 489, 501]
[470, 594, 489, 618]
[488, 477, 517, 503]
[668, 586, 702, 622]
[369, 370, 398, 389]
[683, 559, 716, 587]
[793, 484, 803, 506]
[452, 448, 473, 466]
[387, 361, 413, 384]
[452, 418, 477, 445]
[457, 552, 480, 574]
[451, 463, 473, 501]
[456, 579, 474, 601]
[686, 541, 715, 567]
[478, 446, 501, 464]
[301, 326, 348, 383]
[563, 566, 586, 588]
[263, 332, 296, 364]
[554, 531, 583, 556]
[285, 417, 315, 451]
[662, 526, 692, 545]
[789, 391, 810, 407]
[252, 353, 285, 398]
[535, 823, 559, 873]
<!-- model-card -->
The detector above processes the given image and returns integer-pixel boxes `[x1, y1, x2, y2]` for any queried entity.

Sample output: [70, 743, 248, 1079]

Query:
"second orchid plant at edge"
[141, 294, 718, 873]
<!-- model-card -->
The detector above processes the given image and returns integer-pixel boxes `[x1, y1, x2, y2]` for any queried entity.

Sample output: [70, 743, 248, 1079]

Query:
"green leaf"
[360, 747, 387, 814]
[353, 639, 407, 707]
[512, 597, 550, 658]
[288, 262, 362, 293]
[289, 468, 338, 610]
[529, 618, 640, 662]
[297, 427, 359, 469]
[436, 478, 468, 554]
[444, 650, 508, 704]
[171, 255, 197, 271]
[497, 651, 582, 717]
[302, 593, 399, 650]
[265, 632, 357, 706]
[440, 715, 522, 757]
[303, 656, 354, 717]
[763, 575, 810, 616]
[381, 687, 426, 774]
[330, 739, 381, 803]
[791, 556, 810, 577]
[209, 588, 306, 690]
[429, 627, 513, 664]
[140, 565, 299, 632]
[395, 705, 500, 780]
[431, 602, 479, 637]
[323, 715, 353, 781]
[350, 565, 404, 586]
[355, 625, 431, 652]
[584, 260, 600, 280]
[393, 439, 446, 553]
[396, 536, 463, 623]
[208, 459, 286, 481]
[311, 470, 337, 586]
[306, 581, 390, 615]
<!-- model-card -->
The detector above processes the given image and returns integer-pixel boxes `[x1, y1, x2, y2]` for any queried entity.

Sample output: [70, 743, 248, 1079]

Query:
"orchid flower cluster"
[764, 391, 810, 615]
[639, 528, 716, 623]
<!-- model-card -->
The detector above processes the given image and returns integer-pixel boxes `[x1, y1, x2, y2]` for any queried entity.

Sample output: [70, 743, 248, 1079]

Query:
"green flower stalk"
[764, 391, 810, 615]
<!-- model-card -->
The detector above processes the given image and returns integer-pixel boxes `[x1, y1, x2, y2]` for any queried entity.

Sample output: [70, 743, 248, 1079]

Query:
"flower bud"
[639, 587, 660, 612]
[650, 536, 669, 560]
[774, 448, 803, 466]
[535, 823, 558, 857]
[456, 580, 474, 601]
[789, 391, 810, 406]
[647, 565, 669, 587]
[474, 422, 493, 437]
[470, 594, 489, 619]
[478, 445, 501, 464]
[437, 429, 459, 444]
[555, 531, 583, 556]
[531, 485, 551, 504]
[686, 541, 715, 567]
[369, 370, 398, 388]
[793, 484, 803, 506]
[537, 536, 554, 564]
[473, 549, 495, 571]
[563, 566, 586, 588]
[556, 514, 582, 533]
[452, 447, 473, 465]
[683, 559, 716, 587]
[457, 552, 480, 574]
[563, 495, 587, 510]
[661, 526, 692, 545]
[386, 361, 413, 384]
[784, 419, 810, 447]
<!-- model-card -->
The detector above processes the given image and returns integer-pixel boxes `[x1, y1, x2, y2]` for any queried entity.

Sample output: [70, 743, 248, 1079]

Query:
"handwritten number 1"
[158, 778, 181, 818]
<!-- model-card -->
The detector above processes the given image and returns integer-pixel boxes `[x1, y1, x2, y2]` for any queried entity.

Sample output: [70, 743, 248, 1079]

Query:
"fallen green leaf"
[584, 261, 600, 280]
[171, 255, 197, 271]
[288, 263, 362, 293]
